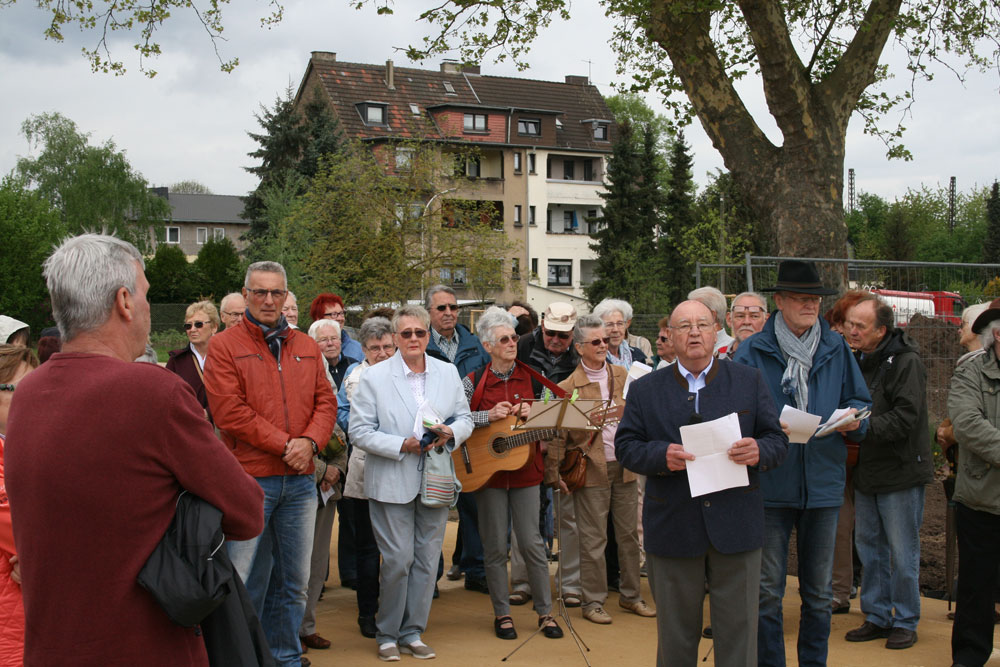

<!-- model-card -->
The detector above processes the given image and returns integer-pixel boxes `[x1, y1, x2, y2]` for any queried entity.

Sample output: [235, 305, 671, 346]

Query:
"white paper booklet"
[678, 412, 749, 498]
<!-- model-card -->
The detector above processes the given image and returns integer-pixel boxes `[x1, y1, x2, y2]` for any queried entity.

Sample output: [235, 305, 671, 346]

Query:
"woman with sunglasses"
[544, 314, 655, 626]
[461, 307, 563, 641]
[349, 304, 474, 662]
[166, 300, 219, 421]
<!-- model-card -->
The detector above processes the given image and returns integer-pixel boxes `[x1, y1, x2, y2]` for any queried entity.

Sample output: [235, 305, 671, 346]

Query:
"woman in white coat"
[349, 304, 473, 662]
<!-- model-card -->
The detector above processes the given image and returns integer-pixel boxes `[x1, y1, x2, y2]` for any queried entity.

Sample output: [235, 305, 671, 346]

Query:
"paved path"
[301, 518, 998, 666]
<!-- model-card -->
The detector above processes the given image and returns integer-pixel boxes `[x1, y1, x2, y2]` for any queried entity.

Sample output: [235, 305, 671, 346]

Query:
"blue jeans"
[855, 485, 925, 631]
[228, 474, 317, 667]
[758, 507, 839, 667]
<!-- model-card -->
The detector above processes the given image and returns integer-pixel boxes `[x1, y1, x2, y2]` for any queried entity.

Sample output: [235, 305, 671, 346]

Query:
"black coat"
[853, 328, 934, 494]
[516, 327, 578, 384]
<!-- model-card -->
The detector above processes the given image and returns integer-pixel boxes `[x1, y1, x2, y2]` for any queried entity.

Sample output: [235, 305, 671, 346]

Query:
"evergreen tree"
[193, 237, 244, 300]
[660, 129, 696, 306]
[145, 244, 198, 303]
[984, 181, 1000, 264]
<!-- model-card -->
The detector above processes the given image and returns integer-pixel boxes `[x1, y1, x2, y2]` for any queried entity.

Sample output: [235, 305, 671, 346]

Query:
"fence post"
[695, 261, 702, 289]
[745, 252, 754, 292]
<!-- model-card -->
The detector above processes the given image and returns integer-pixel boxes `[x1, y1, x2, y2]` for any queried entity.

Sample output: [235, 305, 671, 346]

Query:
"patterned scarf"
[244, 310, 291, 362]
[607, 341, 634, 370]
[773, 311, 821, 411]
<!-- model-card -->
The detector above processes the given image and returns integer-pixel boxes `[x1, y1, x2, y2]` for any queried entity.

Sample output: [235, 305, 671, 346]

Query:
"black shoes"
[465, 577, 490, 594]
[885, 627, 917, 650]
[538, 615, 564, 639]
[494, 615, 517, 640]
[845, 621, 891, 642]
[358, 615, 377, 639]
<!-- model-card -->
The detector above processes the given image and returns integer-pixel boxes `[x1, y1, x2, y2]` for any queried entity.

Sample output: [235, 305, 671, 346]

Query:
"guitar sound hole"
[491, 438, 505, 455]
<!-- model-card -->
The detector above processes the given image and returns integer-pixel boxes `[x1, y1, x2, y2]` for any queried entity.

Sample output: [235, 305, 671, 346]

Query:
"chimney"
[311, 51, 337, 63]
[565, 75, 589, 85]
[440, 60, 462, 74]
[462, 64, 481, 75]
[385, 59, 395, 90]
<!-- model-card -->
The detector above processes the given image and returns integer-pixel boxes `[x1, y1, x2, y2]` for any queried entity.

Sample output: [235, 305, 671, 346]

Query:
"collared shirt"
[462, 363, 516, 427]
[675, 357, 715, 413]
[431, 327, 460, 363]
[189, 343, 206, 371]
[399, 353, 428, 405]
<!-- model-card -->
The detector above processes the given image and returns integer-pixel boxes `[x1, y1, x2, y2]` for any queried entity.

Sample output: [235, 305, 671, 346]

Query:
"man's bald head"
[669, 300, 717, 372]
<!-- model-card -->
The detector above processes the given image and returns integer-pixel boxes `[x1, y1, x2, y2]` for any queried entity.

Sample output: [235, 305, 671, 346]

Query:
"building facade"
[295, 52, 612, 309]
[151, 187, 249, 259]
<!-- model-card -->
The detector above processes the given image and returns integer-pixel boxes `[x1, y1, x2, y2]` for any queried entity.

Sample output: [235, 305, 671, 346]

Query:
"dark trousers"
[337, 497, 357, 583]
[952, 502, 1000, 667]
[352, 498, 381, 618]
[456, 492, 485, 579]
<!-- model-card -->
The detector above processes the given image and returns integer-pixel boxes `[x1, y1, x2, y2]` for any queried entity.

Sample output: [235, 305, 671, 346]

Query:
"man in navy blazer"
[616, 300, 788, 666]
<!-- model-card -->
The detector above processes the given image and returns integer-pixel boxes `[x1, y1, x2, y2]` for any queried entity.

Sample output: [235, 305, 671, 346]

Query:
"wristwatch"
[307, 438, 319, 455]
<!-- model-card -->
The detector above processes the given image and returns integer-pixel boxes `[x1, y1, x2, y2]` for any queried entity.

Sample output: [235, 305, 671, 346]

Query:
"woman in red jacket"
[463, 307, 563, 641]
[0, 344, 39, 666]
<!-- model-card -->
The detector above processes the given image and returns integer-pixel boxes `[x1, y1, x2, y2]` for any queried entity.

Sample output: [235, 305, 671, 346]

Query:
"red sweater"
[5, 353, 264, 666]
[0, 435, 23, 667]
[469, 363, 544, 489]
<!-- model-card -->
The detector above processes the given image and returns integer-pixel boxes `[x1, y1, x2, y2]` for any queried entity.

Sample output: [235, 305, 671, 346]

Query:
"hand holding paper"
[666, 443, 695, 471]
[780, 405, 822, 444]
[678, 413, 750, 497]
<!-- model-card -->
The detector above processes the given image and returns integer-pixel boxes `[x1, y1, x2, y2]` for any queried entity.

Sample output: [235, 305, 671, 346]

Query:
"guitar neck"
[497, 428, 560, 452]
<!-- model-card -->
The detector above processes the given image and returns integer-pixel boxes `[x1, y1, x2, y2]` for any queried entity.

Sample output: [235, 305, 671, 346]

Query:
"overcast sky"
[1, 2, 998, 201]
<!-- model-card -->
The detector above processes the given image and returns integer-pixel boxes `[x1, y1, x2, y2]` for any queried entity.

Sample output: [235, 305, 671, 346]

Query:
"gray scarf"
[773, 312, 821, 410]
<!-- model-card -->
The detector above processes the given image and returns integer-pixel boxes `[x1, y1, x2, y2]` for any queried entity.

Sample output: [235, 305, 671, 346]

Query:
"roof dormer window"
[357, 102, 388, 126]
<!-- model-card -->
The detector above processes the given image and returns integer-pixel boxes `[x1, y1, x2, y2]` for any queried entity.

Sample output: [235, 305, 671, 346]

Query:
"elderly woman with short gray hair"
[592, 299, 648, 369]
[462, 307, 563, 641]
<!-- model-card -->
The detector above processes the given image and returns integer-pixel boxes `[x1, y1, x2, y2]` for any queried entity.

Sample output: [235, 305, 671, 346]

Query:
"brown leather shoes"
[301, 633, 331, 650]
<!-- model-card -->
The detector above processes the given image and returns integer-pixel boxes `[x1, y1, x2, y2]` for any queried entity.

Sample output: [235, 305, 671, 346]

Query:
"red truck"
[870, 289, 966, 326]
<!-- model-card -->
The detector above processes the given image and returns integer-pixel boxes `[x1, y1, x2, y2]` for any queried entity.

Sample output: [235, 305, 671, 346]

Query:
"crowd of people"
[0, 234, 998, 667]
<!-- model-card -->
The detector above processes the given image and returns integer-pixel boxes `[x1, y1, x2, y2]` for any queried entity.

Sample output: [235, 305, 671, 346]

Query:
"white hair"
[393, 304, 430, 330]
[220, 292, 244, 311]
[962, 303, 989, 327]
[244, 261, 287, 288]
[476, 306, 517, 343]
[979, 318, 1000, 351]
[592, 298, 633, 323]
[731, 291, 767, 311]
[688, 286, 727, 323]
[43, 233, 144, 342]
[308, 319, 340, 339]
[573, 314, 606, 345]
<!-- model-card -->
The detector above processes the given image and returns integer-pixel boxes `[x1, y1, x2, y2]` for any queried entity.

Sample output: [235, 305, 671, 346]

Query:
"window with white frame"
[213, 228, 225, 240]
[513, 152, 522, 173]
[396, 147, 414, 171]
[548, 260, 572, 287]
[196, 228, 208, 244]
[517, 118, 541, 136]
[463, 113, 487, 132]
[166, 227, 180, 244]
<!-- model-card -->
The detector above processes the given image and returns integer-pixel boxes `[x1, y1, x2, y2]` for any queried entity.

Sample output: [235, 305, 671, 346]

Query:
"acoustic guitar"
[453, 415, 561, 492]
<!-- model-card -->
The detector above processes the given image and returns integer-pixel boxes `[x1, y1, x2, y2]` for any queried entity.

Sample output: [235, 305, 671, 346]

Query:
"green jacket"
[853, 329, 933, 495]
[948, 345, 1000, 515]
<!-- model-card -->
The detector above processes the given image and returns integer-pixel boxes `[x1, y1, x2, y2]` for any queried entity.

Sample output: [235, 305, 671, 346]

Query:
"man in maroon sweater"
[5, 233, 264, 666]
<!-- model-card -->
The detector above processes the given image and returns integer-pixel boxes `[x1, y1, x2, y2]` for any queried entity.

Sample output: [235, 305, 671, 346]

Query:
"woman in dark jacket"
[166, 300, 219, 421]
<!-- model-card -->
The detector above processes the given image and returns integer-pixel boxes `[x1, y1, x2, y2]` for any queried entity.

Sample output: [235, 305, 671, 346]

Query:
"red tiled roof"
[300, 57, 614, 151]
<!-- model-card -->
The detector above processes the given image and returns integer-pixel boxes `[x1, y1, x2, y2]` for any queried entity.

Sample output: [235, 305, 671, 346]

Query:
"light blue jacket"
[733, 315, 871, 509]
[348, 352, 473, 504]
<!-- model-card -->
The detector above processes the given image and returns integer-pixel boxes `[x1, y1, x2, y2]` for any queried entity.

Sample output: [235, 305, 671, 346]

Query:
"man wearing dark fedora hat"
[947, 296, 1000, 667]
[734, 259, 871, 667]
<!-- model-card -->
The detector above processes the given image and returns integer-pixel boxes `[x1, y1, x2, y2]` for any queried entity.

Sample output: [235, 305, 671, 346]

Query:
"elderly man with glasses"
[219, 292, 246, 329]
[204, 261, 338, 667]
[725, 292, 770, 358]
[309, 293, 364, 362]
[733, 260, 871, 667]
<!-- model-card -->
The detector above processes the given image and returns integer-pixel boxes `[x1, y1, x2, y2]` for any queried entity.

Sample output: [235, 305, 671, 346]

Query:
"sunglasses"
[493, 334, 520, 345]
[582, 337, 611, 347]
[183, 321, 208, 330]
[398, 329, 428, 339]
[435, 304, 460, 312]
[542, 329, 571, 340]
[658, 335, 670, 343]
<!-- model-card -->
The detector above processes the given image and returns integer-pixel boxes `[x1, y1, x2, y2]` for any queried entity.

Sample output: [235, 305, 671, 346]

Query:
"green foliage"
[984, 182, 1000, 263]
[680, 170, 759, 283]
[660, 129, 696, 305]
[145, 244, 199, 303]
[12, 112, 169, 254]
[0, 178, 67, 333]
[193, 237, 244, 301]
[169, 180, 213, 194]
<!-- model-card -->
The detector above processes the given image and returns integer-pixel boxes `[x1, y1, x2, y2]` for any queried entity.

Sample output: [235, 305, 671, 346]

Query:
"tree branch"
[645, 3, 775, 178]
[818, 0, 904, 129]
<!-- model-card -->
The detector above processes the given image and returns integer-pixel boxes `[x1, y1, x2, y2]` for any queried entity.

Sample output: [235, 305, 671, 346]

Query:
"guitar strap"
[470, 361, 568, 412]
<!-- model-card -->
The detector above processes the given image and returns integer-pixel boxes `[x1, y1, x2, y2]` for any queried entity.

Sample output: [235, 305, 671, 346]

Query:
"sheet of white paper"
[413, 401, 444, 439]
[319, 484, 336, 506]
[622, 361, 652, 399]
[820, 407, 852, 428]
[679, 412, 749, 497]
[780, 405, 823, 444]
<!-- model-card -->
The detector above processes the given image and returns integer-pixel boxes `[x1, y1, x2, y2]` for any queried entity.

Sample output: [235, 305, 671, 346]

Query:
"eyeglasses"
[183, 321, 208, 330]
[398, 329, 428, 339]
[670, 321, 715, 335]
[323, 310, 345, 319]
[731, 306, 765, 320]
[247, 288, 288, 300]
[365, 344, 396, 353]
[435, 304, 460, 312]
[222, 310, 243, 318]
[603, 321, 626, 329]
[315, 337, 339, 345]
[493, 334, 519, 345]
[542, 329, 571, 340]
[582, 337, 611, 347]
